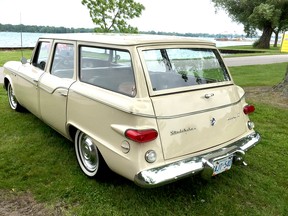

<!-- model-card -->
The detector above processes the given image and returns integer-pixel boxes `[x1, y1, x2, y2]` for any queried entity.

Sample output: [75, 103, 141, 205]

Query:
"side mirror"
[21, 57, 27, 64]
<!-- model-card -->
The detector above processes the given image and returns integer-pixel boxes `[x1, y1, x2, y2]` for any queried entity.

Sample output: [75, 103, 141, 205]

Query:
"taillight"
[125, 129, 158, 143]
[243, 105, 255, 115]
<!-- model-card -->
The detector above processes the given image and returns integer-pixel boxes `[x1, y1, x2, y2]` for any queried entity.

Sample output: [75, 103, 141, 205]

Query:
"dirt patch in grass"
[0, 190, 64, 216]
[244, 86, 288, 109]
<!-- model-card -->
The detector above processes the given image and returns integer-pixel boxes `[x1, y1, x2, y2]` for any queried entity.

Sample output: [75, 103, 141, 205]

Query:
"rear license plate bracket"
[212, 155, 233, 176]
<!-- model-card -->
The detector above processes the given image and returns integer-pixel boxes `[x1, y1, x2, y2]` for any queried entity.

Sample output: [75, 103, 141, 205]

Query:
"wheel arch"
[3, 77, 12, 90]
[67, 123, 106, 159]
[67, 124, 77, 141]
[69, 124, 111, 177]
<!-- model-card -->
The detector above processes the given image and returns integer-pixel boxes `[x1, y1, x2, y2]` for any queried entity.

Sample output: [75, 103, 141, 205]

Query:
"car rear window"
[142, 48, 230, 91]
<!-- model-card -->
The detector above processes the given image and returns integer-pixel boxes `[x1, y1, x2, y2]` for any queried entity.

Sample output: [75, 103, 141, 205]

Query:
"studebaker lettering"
[170, 127, 196, 136]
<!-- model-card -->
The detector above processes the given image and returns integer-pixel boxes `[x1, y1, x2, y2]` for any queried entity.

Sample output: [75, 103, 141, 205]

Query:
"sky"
[0, 0, 245, 34]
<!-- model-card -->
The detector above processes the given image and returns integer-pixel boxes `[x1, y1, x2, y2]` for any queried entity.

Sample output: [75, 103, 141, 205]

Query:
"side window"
[32, 41, 51, 70]
[80, 46, 136, 97]
[51, 43, 74, 78]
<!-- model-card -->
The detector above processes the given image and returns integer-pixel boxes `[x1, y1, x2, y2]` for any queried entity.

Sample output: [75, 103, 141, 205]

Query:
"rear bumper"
[134, 131, 261, 188]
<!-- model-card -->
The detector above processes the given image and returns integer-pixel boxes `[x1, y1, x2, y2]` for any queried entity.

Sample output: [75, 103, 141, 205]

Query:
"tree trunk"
[284, 65, 288, 84]
[282, 68, 288, 96]
[273, 30, 279, 48]
[254, 25, 273, 49]
[273, 64, 288, 97]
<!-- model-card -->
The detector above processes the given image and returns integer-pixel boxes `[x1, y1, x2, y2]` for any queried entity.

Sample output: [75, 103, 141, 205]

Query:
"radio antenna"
[20, 12, 23, 58]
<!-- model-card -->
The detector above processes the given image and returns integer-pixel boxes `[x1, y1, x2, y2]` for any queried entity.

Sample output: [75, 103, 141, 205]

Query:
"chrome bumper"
[134, 131, 261, 188]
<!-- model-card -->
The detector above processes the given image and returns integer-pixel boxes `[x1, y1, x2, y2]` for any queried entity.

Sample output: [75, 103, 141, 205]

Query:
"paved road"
[224, 54, 288, 67]
[1, 55, 288, 84]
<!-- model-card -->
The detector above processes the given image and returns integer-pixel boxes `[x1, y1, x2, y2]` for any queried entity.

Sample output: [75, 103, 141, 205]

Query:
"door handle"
[58, 90, 68, 97]
[204, 93, 214, 99]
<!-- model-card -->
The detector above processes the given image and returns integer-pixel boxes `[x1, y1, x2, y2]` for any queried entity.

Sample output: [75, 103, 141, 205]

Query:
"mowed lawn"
[0, 51, 288, 215]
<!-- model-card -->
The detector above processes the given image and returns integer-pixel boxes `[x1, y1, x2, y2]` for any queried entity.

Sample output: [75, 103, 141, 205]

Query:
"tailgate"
[151, 85, 247, 160]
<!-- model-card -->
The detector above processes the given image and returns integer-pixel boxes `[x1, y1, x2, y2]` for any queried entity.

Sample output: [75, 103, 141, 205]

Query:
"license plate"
[212, 155, 233, 176]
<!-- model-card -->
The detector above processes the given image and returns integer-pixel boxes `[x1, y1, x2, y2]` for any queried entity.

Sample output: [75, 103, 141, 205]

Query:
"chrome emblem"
[210, 118, 216, 126]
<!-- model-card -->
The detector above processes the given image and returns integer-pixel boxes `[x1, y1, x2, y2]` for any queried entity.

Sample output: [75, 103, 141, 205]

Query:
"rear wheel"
[74, 130, 107, 178]
[7, 82, 23, 111]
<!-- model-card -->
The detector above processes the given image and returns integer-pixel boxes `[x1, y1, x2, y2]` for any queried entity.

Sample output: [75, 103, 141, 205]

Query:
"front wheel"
[7, 82, 23, 111]
[74, 130, 107, 178]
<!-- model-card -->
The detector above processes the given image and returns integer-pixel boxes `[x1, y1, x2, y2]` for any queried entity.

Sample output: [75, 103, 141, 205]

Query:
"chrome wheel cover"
[8, 83, 18, 110]
[77, 132, 99, 174]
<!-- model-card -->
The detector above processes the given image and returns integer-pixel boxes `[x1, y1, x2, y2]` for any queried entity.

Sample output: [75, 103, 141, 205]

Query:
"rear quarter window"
[79, 46, 136, 97]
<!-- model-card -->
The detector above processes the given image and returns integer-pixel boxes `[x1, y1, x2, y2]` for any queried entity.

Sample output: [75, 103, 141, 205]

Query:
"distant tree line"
[0, 23, 249, 39]
[0, 23, 94, 33]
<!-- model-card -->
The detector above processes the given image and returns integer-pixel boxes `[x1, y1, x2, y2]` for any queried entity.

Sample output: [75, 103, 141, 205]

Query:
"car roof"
[39, 33, 215, 47]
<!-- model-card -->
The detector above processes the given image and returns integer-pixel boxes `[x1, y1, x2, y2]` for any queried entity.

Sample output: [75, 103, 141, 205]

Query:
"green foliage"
[81, 0, 145, 33]
[248, 3, 281, 28]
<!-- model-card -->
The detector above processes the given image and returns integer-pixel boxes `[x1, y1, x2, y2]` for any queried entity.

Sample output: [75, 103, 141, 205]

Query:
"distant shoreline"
[0, 47, 34, 50]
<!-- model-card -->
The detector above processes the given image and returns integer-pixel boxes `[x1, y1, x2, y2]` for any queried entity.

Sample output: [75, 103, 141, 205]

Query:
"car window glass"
[51, 43, 74, 78]
[143, 48, 230, 91]
[80, 46, 136, 97]
[32, 41, 51, 70]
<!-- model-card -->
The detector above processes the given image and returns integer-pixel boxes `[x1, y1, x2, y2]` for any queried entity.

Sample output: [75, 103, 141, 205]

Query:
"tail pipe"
[233, 150, 246, 165]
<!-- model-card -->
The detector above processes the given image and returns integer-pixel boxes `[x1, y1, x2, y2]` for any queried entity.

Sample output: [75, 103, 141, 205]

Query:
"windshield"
[143, 48, 230, 91]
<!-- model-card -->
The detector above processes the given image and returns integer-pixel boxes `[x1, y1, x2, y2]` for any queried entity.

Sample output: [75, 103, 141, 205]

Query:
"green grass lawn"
[229, 63, 287, 87]
[0, 85, 287, 215]
[0, 49, 288, 215]
[0, 49, 33, 66]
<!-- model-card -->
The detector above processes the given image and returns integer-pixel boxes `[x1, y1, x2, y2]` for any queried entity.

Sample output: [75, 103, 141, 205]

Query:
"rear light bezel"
[145, 150, 157, 163]
[125, 129, 158, 143]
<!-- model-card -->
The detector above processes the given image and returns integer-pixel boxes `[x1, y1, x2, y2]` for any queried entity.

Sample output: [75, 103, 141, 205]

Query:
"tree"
[81, 0, 145, 33]
[274, 64, 288, 97]
[212, 0, 288, 49]
[273, 3, 288, 47]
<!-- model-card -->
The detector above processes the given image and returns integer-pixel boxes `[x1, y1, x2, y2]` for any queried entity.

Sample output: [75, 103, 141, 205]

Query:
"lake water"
[0, 32, 255, 48]
[0, 32, 47, 47]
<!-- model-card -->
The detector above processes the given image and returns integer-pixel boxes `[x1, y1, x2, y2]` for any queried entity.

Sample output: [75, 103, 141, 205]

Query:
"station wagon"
[3, 33, 261, 187]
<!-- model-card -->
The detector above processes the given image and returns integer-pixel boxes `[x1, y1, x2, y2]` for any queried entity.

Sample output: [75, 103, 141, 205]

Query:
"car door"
[15, 40, 52, 117]
[38, 42, 76, 136]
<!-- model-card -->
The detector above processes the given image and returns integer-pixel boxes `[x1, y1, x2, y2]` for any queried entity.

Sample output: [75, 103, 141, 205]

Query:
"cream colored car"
[3, 33, 260, 187]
